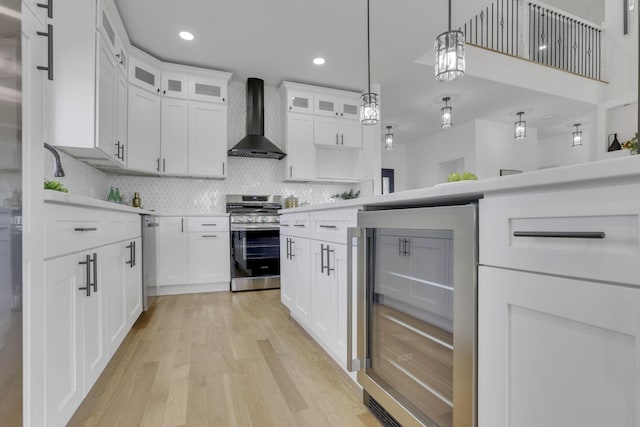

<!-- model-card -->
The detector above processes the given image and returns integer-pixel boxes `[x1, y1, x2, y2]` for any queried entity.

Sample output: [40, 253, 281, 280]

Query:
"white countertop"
[44, 190, 155, 215]
[280, 156, 640, 213]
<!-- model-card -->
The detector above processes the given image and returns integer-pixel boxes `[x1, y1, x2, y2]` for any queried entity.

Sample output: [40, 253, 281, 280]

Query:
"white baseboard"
[155, 282, 230, 296]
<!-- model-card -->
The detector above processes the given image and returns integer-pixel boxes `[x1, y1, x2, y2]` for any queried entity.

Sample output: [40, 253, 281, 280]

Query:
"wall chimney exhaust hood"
[228, 78, 286, 160]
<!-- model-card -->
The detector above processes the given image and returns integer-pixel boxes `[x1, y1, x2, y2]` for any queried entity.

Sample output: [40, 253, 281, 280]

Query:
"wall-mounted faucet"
[44, 143, 65, 177]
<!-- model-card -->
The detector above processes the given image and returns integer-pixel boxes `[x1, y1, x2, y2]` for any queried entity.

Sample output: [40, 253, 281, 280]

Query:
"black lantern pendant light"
[384, 126, 394, 150]
[572, 123, 583, 147]
[435, 0, 465, 82]
[441, 97, 453, 129]
[514, 111, 526, 140]
[360, 0, 379, 125]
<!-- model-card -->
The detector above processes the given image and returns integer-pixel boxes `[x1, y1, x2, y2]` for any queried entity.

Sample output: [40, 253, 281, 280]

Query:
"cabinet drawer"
[480, 184, 640, 285]
[280, 213, 310, 238]
[310, 208, 359, 244]
[187, 217, 229, 232]
[45, 204, 102, 259]
[102, 211, 141, 241]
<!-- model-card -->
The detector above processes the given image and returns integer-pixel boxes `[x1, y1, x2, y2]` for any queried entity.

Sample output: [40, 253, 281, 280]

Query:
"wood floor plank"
[69, 290, 381, 427]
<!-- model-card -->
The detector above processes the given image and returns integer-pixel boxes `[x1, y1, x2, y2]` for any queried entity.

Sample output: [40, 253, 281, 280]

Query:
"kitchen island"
[280, 154, 640, 427]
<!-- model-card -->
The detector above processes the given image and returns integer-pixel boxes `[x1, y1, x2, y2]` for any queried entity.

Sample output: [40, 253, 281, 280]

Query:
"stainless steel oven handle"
[347, 227, 362, 372]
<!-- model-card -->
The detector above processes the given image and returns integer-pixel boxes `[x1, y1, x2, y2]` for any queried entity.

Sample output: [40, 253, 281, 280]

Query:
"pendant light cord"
[448, 0, 452, 32]
[367, 0, 371, 95]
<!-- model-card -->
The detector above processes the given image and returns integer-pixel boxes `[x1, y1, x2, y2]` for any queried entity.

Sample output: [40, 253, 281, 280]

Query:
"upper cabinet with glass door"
[129, 55, 162, 94]
[188, 75, 228, 104]
[314, 94, 360, 120]
[286, 89, 314, 114]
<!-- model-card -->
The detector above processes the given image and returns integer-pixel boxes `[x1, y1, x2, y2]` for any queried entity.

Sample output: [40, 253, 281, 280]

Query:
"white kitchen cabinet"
[96, 33, 125, 166]
[280, 235, 294, 309]
[124, 238, 142, 329]
[188, 75, 227, 104]
[127, 84, 161, 173]
[82, 251, 108, 390]
[104, 243, 127, 356]
[291, 237, 311, 327]
[188, 101, 227, 178]
[43, 254, 85, 427]
[284, 113, 316, 181]
[479, 266, 640, 427]
[154, 216, 230, 295]
[156, 217, 189, 286]
[188, 232, 230, 284]
[161, 71, 189, 99]
[281, 81, 365, 183]
[160, 98, 189, 175]
[129, 55, 161, 94]
[115, 69, 128, 164]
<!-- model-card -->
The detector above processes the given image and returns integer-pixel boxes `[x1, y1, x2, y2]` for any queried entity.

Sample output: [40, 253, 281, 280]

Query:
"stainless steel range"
[226, 195, 282, 292]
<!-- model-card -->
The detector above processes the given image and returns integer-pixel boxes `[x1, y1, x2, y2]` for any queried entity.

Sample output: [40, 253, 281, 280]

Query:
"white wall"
[381, 143, 407, 192]
[404, 121, 476, 189]
[538, 130, 590, 168]
[475, 119, 538, 178]
[43, 150, 109, 198]
[604, 0, 638, 100]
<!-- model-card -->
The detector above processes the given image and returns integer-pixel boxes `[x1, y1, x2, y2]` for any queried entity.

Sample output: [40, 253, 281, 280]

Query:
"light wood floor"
[69, 290, 382, 427]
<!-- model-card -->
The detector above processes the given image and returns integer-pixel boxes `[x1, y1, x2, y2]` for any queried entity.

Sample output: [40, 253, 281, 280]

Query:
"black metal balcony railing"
[463, 0, 603, 81]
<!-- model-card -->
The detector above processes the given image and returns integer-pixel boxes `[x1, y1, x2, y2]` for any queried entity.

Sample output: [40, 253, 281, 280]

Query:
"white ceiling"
[114, 0, 612, 144]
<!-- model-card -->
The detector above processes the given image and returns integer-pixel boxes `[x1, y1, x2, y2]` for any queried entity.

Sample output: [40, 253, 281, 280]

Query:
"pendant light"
[360, 0, 379, 125]
[435, 0, 465, 82]
[514, 112, 526, 140]
[572, 123, 583, 147]
[384, 126, 394, 150]
[441, 97, 453, 129]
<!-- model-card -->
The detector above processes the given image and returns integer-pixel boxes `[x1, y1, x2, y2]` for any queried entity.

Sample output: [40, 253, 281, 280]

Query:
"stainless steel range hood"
[228, 78, 286, 160]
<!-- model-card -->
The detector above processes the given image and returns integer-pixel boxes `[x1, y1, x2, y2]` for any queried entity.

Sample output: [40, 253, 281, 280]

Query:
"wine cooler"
[348, 205, 477, 427]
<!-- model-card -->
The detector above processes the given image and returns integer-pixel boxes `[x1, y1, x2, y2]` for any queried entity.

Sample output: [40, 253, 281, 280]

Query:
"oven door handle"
[347, 227, 363, 372]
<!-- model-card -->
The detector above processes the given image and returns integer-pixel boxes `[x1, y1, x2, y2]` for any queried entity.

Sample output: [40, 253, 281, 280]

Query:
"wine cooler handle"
[346, 228, 363, 372]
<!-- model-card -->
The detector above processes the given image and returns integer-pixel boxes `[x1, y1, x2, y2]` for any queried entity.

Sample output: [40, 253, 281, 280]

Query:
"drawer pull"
[293, 224, 306, 228]
[201, 223, 217, 226]
[319, 225, 338, 229]
[280, 224, 290, 227]
[74, 227, 97, 232]
[513, 231, 606, 239]
[202, 235, 218, 238]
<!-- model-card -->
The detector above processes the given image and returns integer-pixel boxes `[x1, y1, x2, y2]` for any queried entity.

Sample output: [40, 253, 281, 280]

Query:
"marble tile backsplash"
[43, 150, 109, 198]
[108, 157, 356, 213]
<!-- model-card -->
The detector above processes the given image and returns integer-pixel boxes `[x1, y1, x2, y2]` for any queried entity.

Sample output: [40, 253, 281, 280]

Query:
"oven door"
[230, 227, 280, 291]
[350, 205, 477, 427]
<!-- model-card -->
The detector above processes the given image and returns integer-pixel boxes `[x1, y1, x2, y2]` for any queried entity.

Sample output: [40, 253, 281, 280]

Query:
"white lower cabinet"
[43, 204, 143, 426]
[156, 217, 189, 286]
[280, 208, 359, 372]
[479, 266, 640, 427]
[154, 216, 230, 294]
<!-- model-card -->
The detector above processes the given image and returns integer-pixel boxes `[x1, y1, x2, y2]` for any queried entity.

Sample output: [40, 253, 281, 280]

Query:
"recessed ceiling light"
[179, 31, 194, 41]
[313, 57, 326, 65]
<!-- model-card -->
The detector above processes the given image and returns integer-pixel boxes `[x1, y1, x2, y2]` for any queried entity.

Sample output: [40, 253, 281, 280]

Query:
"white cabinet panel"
[188, 233, 230, 284]
[82, 252, 107, 391]
[314, 116, 340, 147]
[188, 101, 227, 178]
[292, 238, 311, 327]
[340, 119, 362, 148]
[160, 98, 189, 175]
[43, 255, 84, 427]
[285, 113, 315, 181]
[129, 55, 161, 94]
[156, 217, 188, 286]
[115, 70, 128, 165]
[280, 235, 294, 309]
[103, 243, 127, 356]
[96, 34, 118, 163]
[124, 238, 142, 329]
[311, 241, 334, 345]
[127, 84, 161, 173]
[479, 266, 640, 427]
[161, 72, 188, 99]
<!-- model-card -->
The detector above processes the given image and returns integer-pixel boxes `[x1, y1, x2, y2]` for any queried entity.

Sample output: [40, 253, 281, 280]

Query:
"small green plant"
[447, 172, 477, 182]
[622, 133, 638, 155]
[44, 180, 68, 193]
[333, 189, 360, 200]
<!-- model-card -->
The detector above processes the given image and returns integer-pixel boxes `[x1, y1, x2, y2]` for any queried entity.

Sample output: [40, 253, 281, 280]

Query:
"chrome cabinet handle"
[404, 238, 410, 256]
[341, 134, 344, 145]
[132, 241, 136, 267]
[289, 165, 293, 177]
[37, 24, 53, 81]
[201, 235, 218, 238]
[222, 162, 225, 175]
[320, 244, 326, 274]
[286, 238, 290, 259]
[37, 0, 53, 18]
[201, 223, 217, 226]
[120, 143, 125, 162]
[78, 254, 91, 297]
[280, 224, 290, 227]
[336, 133, 339, 145]
[513, 231, 606, 239]
[163, 158, 166, 172]
[181, 218, 184, 233]
[157, 158, 160, 172]
[293, 224, 305, 228]
[319, 225, 337, 229]
[91, 252, 98, 292]
[74, 227, 97, 232]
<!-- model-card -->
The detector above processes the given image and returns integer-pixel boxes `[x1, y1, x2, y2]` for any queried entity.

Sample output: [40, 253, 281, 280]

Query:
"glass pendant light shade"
[435, 30, 465, 82]
[361, 0, 379, 125]
[572, 123, 583, 147]
[361, 93, 380, 125]
[514, 112, 526, 140]
[441, 97, 452, 129]
[384, 125, 394, 150]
